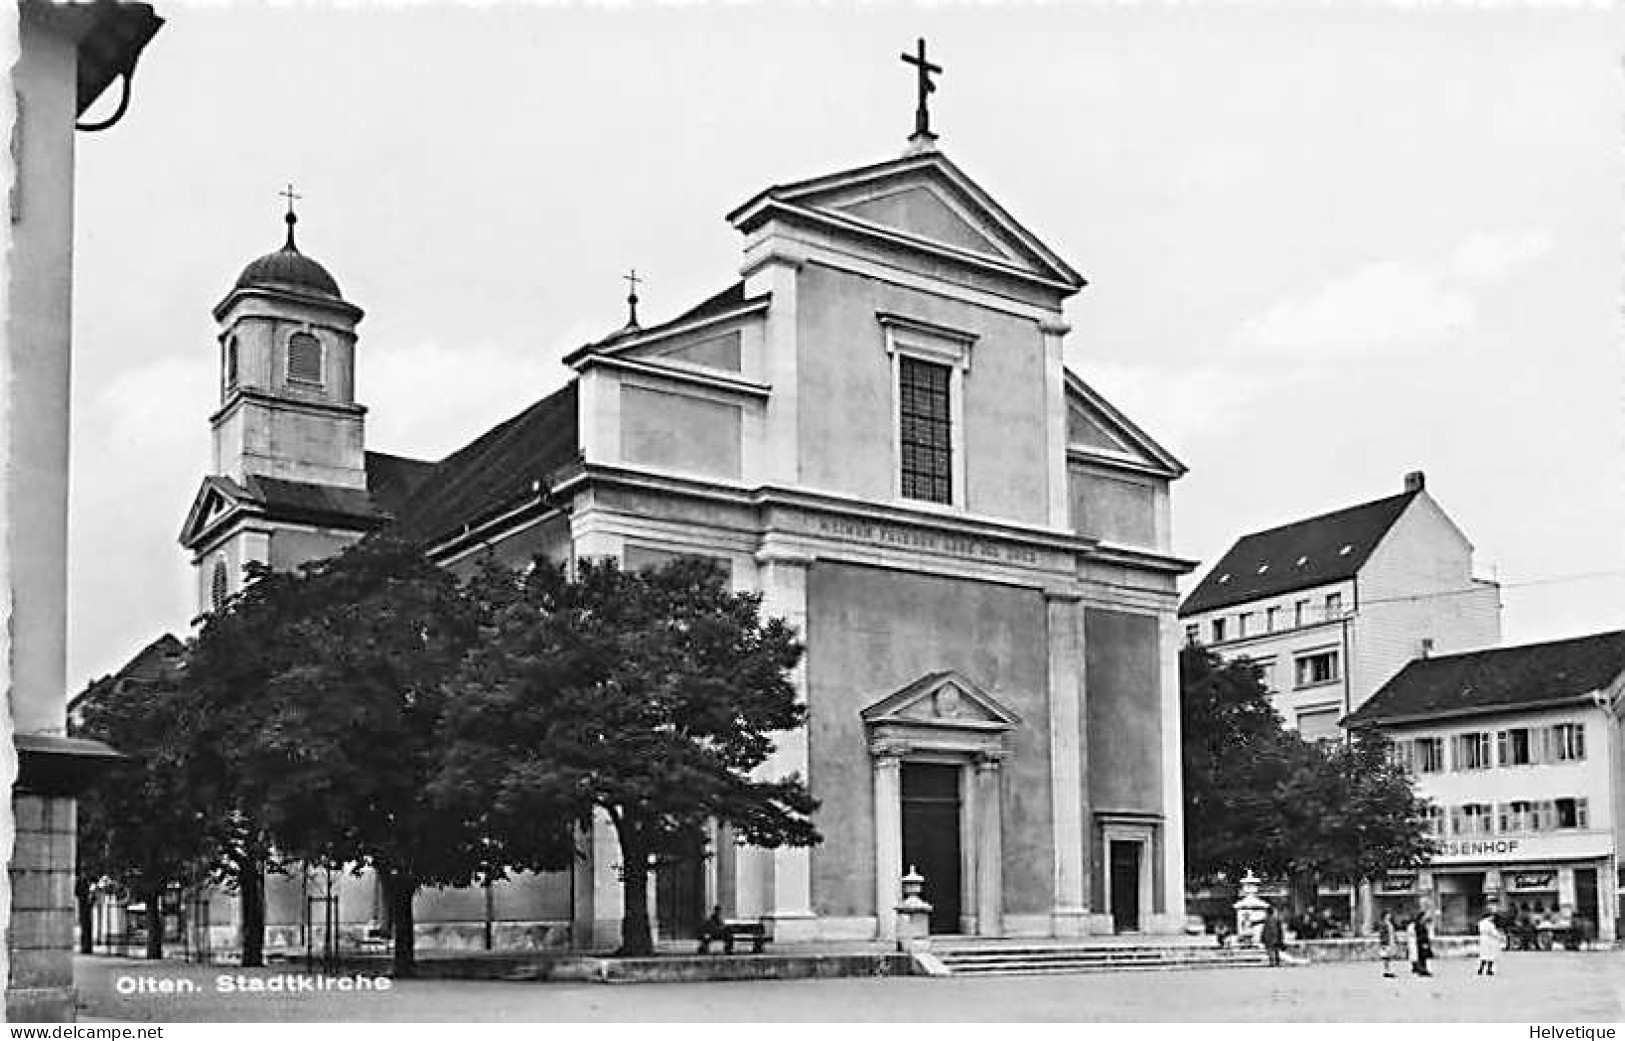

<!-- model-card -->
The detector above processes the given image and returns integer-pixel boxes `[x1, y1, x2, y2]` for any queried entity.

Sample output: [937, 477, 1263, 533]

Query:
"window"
[1500, 800, 1536, 833]
[1455, 803, 1494, 836]
[1184, 624, 1199, 645]
[1324, 592, 1343, 617]
[1295, 650, 1339, 687]
[1389, 739, 1415, 773]
[1296, 707, 1340, 743]
[225, 336, 239, 388]
[1415, 737, 1445, 774]
[1237, 612, 1252, 638]
[1422, 804, 1446, 837]
[1212, 618, 1227, 643]
[1552, 723, 1585, 762]
[1294, 599, 1309, 627]
[287, 331, 324, 385]
[1266, 606, 1279, 632]
[898, 355, 952, 504]
[1554, 798, 1588, 830]
[1497, 728, 1533, 766]
[1453, 732, 1491, 771]
[1257, 660, 1277, 692]
[210, 559, 229, 612]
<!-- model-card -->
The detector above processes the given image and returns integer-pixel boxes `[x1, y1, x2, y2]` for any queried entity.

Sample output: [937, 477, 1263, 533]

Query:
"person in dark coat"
[696, 905, 729, 954]
[1260, 906, 1286, 967]
[1411, 910, 1434, 976]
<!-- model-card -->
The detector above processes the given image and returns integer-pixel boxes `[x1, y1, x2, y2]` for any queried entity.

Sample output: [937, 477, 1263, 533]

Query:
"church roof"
[567, 282, 769, 365]
[235, 244, 342, 299]
[247, 475, 390, 529]
[1179, 487, 1421, 616]
[1345, 630, 1625, 728]
[365, 451, 436, 517]
[390, 381, 580, 546]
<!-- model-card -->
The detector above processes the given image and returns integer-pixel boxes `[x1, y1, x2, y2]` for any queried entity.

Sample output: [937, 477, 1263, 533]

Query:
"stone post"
[895, 867, 933, 953]
[975, 753, 1005, 937]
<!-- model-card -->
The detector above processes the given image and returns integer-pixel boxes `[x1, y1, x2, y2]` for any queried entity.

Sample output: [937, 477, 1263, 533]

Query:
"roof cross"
[278, 183, 303, 249]
[623, 268, 643, 329]
[901, 38, 943, 144]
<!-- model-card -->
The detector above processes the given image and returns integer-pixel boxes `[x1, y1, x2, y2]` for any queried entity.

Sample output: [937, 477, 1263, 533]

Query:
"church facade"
[179, 102, 1193, 949]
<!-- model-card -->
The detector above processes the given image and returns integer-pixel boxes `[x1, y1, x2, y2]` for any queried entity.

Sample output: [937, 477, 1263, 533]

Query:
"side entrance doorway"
[1109, 841, 1141, 933]
[902, 762, 962, 934]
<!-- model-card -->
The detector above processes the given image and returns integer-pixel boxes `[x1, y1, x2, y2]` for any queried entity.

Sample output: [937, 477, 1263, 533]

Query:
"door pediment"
[861, 670, 1021, 735]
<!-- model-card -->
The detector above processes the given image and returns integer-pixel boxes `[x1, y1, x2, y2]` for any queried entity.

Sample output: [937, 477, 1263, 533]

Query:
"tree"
[179, 566, 314, 968]
[72, 675, 214, 959]
[438, 557, 820, 956]
[1179, 643, 1300, 880]
[227, 535, 486, 976]
[1274, 729, 1437, 914]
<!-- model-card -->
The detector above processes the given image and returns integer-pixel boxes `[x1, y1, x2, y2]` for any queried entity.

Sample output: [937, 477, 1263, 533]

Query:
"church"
[174, 43, 1195, 952]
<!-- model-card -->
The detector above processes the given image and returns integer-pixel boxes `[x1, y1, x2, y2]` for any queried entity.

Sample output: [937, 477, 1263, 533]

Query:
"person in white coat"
[1477, 911, 1504, 976]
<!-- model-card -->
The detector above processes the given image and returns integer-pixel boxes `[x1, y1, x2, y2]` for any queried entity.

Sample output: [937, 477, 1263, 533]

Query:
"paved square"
[76, 951, 1625, 1022]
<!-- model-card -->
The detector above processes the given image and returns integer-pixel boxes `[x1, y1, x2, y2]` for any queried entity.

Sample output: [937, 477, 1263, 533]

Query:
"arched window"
[210, 559, 229, 612]
[225, 336, 239, 388]
[287, 331, 323, 385]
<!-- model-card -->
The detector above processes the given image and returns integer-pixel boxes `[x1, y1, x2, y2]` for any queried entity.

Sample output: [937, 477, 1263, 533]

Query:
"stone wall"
[8, 795, 76, 1021]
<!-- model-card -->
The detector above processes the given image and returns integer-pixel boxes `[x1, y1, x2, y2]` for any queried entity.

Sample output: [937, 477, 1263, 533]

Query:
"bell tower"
[210, 196, 367, 489]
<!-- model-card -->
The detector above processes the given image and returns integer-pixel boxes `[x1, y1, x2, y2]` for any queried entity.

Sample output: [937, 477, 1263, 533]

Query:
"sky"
[64, 2, 1625, 692]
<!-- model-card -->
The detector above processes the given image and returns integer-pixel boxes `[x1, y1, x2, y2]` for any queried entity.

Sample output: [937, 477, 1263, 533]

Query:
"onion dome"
[233, 209, 342, 298]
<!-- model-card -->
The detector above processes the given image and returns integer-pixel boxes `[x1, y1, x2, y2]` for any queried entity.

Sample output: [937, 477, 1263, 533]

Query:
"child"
[1477, 910, 1503, 976]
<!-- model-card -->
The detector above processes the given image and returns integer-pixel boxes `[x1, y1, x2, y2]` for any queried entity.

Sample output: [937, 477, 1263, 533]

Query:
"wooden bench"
[697, 920, 769, 955]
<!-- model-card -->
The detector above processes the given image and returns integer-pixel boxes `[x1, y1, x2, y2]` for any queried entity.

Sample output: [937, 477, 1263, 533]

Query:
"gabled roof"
[365, 451, 436, 517]
[69, 632, 186, 717]
[1346, 631, 1625, 728]
[728, 148, 1085, 294]
[390, 381, 580, 546]
[1180, 488, 1420, 616]
[179, 472, 391, 549]
[566, 282, 770, 367]
[1064, 369, 1186, 479]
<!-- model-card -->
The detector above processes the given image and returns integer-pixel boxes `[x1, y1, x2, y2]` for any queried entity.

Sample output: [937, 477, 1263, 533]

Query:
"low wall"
[1290, 936, 1481, 963]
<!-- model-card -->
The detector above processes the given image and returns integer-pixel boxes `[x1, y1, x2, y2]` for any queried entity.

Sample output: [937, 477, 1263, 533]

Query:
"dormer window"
[1338, 544, 1353, 556]
[1217, 573, 1231, 585]
[287, 331, 324, 386]
[1257, 563, 1269, 574]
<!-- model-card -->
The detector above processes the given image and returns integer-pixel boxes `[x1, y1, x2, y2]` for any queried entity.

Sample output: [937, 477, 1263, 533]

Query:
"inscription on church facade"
[814, 516, 1040, 565]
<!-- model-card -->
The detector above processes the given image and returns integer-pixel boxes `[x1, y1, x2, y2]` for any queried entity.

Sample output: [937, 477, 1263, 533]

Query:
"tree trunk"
[76, 880, 94, 955]
[384, 870, 417, 977]
[239, 858, 266, 968]
[615, 824, 653, 957]
[144, 890, 164, 961]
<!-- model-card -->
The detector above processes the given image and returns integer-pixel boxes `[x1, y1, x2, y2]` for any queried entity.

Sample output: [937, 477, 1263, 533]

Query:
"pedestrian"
[1476, 910, 1503, 976]
[1378, 911, 1398, 978]
[1411, 910, 1434, 977]
[696, 905, 728, 955]
[1260, 905, 1286, 967]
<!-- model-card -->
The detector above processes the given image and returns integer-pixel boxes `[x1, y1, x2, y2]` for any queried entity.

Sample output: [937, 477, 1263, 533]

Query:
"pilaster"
[872, 750, 903, 941]
[975, 753, 1006, 937]
[753, 550, 816, 940]
[1157, 612, 1187, 927]
[1045, 591, 1088, 935]
[1040, 316, 1071, 530]
[742, 244, 802, 486]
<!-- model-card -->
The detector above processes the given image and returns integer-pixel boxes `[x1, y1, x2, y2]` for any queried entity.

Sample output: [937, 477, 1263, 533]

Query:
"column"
[1045, 592, 1088, 936]
[755, 552, 817, 941]
[976, 754, 1006, 937]
[873, 750, 903, 941]
[1156, 612, 1187, 931]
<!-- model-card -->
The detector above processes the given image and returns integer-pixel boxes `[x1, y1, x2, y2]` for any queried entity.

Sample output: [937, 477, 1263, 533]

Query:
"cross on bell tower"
[278, 183, 303, 250]
[901, 38, 943, 150]
[622, 268, 643, 330]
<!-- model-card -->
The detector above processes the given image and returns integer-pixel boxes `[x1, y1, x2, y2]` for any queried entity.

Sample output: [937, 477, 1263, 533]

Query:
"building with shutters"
[167, 53, 1199, 952]
[1345, 630, 1625, 941]
[1179, 471, 1502, 740]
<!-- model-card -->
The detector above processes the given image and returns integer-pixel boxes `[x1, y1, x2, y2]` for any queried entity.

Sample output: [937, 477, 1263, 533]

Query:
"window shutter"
[1578, 798, 1589, 829]
[1575, 724, 1586, 761]
[1497, 804, 1509, 833]
[1496, 731, 1507, 766]
[1538, 800, 1555, 831]
[1535, 727, 1550, 765]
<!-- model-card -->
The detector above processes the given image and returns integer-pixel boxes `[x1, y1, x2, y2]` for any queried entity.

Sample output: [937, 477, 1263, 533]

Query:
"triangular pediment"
[179, 475, 257, 549]
[861, 670, 1021, 730]
[729, 150, 1084, 292]
[1064, 369, 1186, 479]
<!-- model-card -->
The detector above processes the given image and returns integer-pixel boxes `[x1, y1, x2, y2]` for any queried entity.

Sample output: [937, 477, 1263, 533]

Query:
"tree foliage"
[72, 675, 214, 959]
[438, 557, 820, 956]
[1180, 643, 1435, 900]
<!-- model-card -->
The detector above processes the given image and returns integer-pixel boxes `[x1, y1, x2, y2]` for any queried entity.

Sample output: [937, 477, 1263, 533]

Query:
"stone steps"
[933, 943, 1273, 976]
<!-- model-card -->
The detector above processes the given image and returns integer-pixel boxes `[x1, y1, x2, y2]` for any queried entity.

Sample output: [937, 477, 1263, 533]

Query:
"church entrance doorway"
[901, 762, 962, 934]
[1109, 841, 1141, 933]
[655, 834, 706, 941]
